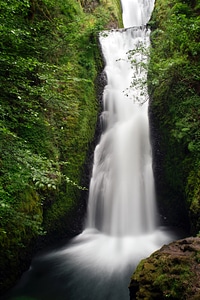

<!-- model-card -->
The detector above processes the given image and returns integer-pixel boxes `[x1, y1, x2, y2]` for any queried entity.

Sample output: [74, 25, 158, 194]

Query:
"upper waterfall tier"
[121, 0, 155, 28]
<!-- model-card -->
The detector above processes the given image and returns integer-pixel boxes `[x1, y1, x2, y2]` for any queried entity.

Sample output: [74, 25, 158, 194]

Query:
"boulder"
[129, 237, 200, 299]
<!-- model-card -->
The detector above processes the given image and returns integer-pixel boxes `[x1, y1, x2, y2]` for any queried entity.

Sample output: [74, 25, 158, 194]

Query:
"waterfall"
[9, 1, 177, 300]
[86, 0, 157, 237]
[87, 27, 156, 236]
[121, 0, 155, 27]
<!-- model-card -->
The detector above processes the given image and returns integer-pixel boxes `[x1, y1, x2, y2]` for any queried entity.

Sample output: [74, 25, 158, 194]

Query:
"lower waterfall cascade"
[7, 1, 181, 299]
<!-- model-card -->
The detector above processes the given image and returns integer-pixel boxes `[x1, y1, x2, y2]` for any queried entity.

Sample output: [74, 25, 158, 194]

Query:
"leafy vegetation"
[0, 0, 122, 293]
[148, 0, 200, 233]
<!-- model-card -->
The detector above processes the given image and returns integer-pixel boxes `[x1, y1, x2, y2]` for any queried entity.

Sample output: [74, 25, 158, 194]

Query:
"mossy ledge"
[129, 237, 200, 299]
[0, 0, 122, 294]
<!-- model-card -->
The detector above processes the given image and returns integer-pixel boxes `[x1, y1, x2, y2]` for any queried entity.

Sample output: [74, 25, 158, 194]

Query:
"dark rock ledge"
[129, 237, 200, 300]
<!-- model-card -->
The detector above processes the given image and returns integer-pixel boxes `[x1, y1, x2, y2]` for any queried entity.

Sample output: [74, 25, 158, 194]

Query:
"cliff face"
[148, 0, 200, 234]
[129, 237, 200, 299]
[0, 0, 122, 294]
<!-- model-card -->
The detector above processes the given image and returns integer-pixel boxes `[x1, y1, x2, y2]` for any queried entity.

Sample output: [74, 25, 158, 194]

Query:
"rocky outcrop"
[129, 237, 200, 299]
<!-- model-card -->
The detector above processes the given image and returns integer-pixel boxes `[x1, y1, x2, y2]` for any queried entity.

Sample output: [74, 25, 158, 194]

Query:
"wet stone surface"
[129, 237, 200, 300]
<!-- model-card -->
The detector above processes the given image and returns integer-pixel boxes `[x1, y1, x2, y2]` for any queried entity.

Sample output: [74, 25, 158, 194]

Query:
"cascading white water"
[10, 1, 177, 300]
[87, 27, 156, 236]
[86, 0, 157, 237]
[121, 0, 155, 27]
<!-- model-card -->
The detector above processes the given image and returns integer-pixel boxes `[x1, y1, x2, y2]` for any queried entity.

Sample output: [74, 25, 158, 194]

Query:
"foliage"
[0, 0, 121, 294]
[127, 39, 150, 104]
[148, 0, 200, 233]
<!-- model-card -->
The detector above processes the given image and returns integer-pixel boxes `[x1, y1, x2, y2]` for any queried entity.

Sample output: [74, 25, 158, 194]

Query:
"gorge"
[4, 1, 183, 299]
[1, 0, 200, 298]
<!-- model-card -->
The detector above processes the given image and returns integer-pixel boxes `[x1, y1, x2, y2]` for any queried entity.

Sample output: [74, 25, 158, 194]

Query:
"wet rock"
[129, 237, 200, 300]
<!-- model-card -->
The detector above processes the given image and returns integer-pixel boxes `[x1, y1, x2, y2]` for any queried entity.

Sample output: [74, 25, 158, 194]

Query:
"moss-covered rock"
[129, 237, 200, 299]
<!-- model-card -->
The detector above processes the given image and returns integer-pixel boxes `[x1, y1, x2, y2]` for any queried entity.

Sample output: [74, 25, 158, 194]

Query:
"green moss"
[130, 251, 195, 299]
[0, 186, 43, 294]
[148, 0, 200, 233]
[186, 170, 200, 233]
[0, 0, 122, 294]
[101, 0, 123, 27]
